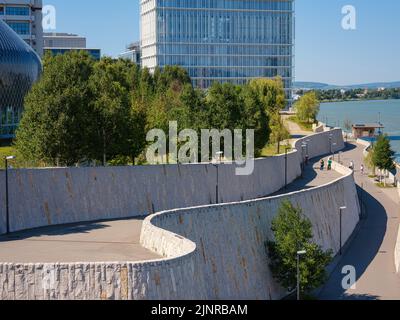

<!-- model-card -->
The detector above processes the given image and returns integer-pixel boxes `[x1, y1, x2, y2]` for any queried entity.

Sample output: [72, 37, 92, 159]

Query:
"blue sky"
[43, 0, 400, 85]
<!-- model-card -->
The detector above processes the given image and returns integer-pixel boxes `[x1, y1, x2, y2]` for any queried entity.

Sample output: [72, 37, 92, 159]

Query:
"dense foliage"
[15, 51, 287, 166]
[294, 91, 320, 124]
[267, 200, 333, 295]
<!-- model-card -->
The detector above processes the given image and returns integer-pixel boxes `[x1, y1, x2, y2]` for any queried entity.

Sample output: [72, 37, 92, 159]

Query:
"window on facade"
[5, 6, 30, 16]
[6, 22, 30, 35]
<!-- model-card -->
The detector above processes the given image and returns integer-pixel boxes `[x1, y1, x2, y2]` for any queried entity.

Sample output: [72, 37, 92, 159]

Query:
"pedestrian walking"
[328, 157, 333, 171]
[349, 161, 355, 171]
[361, 164, 365, 175]
[320, 159, 325, 171]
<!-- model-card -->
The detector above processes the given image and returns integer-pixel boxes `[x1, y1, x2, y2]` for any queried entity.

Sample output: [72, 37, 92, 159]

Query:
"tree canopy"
[15, 51, 288, 166]
[294, 92, 320, 124]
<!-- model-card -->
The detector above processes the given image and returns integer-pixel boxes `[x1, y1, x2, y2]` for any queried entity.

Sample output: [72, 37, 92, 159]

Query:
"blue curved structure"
[0, 19, 41, 139]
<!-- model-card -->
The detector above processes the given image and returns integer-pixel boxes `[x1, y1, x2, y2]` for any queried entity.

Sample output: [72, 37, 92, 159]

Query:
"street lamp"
[284, 147, 291, 190]
[329, 134, 333, 155]
[214, 152, 224, 204]
[297, 250, 307, 301]
[4, 156, 16, 234]
[339, 206, 347, 256]
[305, 139, 311, 166]
[301, 144, 307, 177]
[332, 143, 337, 161]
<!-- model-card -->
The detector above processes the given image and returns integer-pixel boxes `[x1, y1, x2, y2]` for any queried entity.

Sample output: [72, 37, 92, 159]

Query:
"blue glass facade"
[0, 20, 41, 139]
[141, 0, 294, 101]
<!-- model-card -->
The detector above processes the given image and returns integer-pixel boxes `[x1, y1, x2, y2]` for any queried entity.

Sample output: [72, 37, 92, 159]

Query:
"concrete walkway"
[282, 115, 313, 138]
[319, 142, 400, 300]
[0, 218, 160, 263]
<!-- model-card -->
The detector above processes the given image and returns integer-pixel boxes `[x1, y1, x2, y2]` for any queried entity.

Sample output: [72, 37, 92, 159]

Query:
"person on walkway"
[349, 160, 355, 171]
[320, 159, 325, 171]
[328, 157, 333, 171]
[361, 164, 365, 175]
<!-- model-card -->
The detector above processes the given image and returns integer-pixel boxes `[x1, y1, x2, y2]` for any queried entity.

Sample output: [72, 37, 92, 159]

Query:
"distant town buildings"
[140, 0, 295, 104]
[0, 0, 44, 56]
[43, 32, 101, 60]
[118, 42, 141, 65]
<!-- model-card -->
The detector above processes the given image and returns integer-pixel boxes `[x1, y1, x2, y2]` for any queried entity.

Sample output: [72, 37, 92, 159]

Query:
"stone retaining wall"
[0, 130, 343, 235]
[0, 129, 356, 300]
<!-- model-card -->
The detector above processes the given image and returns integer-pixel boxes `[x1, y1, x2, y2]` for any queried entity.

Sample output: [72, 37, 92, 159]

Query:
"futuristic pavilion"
[0, 19, 41, 140]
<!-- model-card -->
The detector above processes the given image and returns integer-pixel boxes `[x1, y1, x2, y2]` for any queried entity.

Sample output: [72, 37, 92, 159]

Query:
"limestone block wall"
[0, 161, 360, 300]
[0, 129, 343, 235]
[0, 129, 359, 300]
[140, 166, 360, 300]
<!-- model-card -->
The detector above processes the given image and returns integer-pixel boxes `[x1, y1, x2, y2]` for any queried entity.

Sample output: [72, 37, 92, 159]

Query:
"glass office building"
[141, 0, 295, 102]
[0, 20, 41, 139]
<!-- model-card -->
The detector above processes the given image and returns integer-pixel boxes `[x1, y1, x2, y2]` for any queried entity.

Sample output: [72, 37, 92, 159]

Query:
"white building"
[0, 0, 43, 56]
[118, 42, 141, 65]
[44, 32, 86, 49]
[140, 0, 295, 105]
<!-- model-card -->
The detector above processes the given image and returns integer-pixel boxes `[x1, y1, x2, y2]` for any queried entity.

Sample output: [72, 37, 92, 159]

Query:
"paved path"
[319, 142, 400, 300]
[282, 115, 313, 137]
[0, 219, 160, 263]
[273, 153, 342, 196]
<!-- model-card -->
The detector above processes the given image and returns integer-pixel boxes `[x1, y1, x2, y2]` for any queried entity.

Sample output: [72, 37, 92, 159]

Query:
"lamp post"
[332, 143, 337, 161]
[329, 134, 333, 155]
[305, 139, 311, 166]
[301, 144, 307, 178]
[214, 152, 224, 204]
[297, 250, 307, 301]
[4, 156, 16, 234]
[339, 206, 347, 256]
[284, 147, 291, 190]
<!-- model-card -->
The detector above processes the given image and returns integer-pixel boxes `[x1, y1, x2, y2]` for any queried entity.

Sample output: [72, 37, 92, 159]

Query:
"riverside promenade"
[319, 142, 400, 300]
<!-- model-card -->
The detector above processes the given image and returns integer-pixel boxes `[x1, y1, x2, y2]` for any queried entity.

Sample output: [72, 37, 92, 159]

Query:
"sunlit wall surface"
[0, 20, 41, 139]
[141, 0, 295, 102]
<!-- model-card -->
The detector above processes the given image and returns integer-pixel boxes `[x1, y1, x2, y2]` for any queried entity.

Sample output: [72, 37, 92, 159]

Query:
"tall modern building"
[0, 0, 43, 56]
[43, 32, 101, 60]
[0, 19, 41, 139]
[140, 0, 295, 102]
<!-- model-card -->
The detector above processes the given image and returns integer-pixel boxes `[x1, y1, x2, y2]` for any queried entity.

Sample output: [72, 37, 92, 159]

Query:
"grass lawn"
[375, 182, 396, 189]
[261, 143, 292, 157]
[288, 116, 314, 132]
[0, 145, 37, 168]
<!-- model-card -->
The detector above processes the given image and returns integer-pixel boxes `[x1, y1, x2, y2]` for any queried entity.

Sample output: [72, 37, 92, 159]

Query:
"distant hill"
[294, 81, 400, 90]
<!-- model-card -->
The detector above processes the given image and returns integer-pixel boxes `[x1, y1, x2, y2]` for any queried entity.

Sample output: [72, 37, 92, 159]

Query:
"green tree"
[372, 135, 395, 185]
[15, 51, 96, 166]
[267, 200, 333, 296]
[248, 77, 286, 114]
[295, 92, 320, 124]
[269, 112, 290, 154]
[88, 58, 138, 165]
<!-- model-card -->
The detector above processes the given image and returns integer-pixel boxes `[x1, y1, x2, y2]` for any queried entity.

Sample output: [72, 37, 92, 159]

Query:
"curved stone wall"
[0, 129, 343, 235]
[0, 129, 358, 300]
[0, 159, 360, 300]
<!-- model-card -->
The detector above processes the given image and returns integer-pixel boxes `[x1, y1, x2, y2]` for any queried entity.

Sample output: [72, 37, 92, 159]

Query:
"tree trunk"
[103, 128, 106, 166]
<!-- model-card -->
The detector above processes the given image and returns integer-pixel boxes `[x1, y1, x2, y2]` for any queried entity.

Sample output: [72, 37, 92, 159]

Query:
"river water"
[318, 99, 400, 162]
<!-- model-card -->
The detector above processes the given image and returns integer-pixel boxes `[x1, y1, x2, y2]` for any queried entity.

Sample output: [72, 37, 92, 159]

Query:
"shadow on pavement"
[0, 217, 146, 242]
[319, 188, 387, 300]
